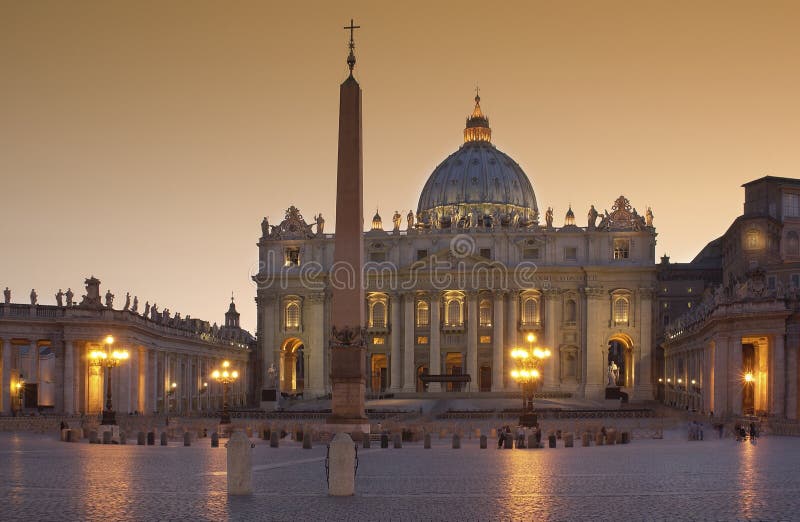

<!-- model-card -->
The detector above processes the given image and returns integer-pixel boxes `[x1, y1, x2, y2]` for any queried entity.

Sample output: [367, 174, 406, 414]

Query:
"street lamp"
[510, 335, 551, 427]
[14, 377, 25, 414]
[168, 382, 177, 412]
[89, 335, 129, 426]
[211, 360, 239, 425]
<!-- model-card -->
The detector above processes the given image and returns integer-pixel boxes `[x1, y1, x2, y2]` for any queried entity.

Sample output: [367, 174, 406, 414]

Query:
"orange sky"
[2, 0, 799, 331]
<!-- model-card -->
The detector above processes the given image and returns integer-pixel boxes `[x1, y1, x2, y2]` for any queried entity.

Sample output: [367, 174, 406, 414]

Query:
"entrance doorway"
[445, 353, 464, 392]
[479, 365, 492, 392]
[280, 338, 305, 395]
[417, 365, 428, 392]
[371, 354, 388, 392]
[608, 335, 633, 388]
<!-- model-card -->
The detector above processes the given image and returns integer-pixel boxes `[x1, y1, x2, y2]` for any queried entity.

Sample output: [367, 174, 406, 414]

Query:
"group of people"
[497, 424, 542, 449]
[734, 422, 760, 444]
[687, 420, 704, 441]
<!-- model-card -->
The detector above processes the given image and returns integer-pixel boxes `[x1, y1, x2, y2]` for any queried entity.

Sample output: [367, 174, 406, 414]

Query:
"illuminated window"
[479, 299, 492, 327]
[613, 297, 629, 325]
[370, 301, 386, 328]
[613, 239, 630, 260]
[284, 247, 300, 266]
[372, 336, 385, 345]
[446, 299, 463, 326]
[745, 230, 759, 250]
[479, 335, 492, 344]
[416, 301, 429, 327]
[285, 302, 300, 329]
[416, 336, 429, 345]
[522, 298, 538, 325]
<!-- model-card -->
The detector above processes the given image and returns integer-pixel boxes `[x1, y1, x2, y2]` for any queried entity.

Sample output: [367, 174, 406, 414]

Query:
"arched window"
[614, 297, 629, 325]
[479, 299, 492, 327]
[416, 301, 429, 327]
[522, 298, 538, 325]
[285, 302, 300, 329]
[565, 299, 577, 324]
[787, 231, 800, 257]
[371, 301, 386, 328]
[446, 299, 462, 326]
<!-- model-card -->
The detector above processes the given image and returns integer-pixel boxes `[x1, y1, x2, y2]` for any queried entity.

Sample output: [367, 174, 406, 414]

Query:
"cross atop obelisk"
[343, 19, 361, 75]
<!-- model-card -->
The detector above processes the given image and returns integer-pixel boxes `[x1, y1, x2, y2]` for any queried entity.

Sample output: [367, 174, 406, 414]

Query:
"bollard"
[65, 429, 74, 443]
[452, 434, 460, 449]
[270, 431, 279, 448]
[504, 435, 513, 449]
[227, 431, 253, 495]
[393, 433, 402, 449]
[528, 434, 538, 449]
[161, 432, 168, 446]
[582, 432, 590, 447]
[147, 431, 155, 446]
[548, 434, 556, 448]
[380, 434, 389, 449]
[119, 432, 126, 445]
[362, 435, 371, 449]
[424, 433, 431, 449]
[137, 432, 146, 445]
[89, 431, 99, 444]
[327, 433, 356, 496]
[211, 432, 220, 448]
[564, 433, 574, 448]
[102, 430, 112, 444]
[480, 435, 487, 449]
[184, 432, 192, 447]
[303, 431, 313, 450]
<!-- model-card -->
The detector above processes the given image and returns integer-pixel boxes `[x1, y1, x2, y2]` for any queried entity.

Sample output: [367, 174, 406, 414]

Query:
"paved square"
[0, 431, 797, 521]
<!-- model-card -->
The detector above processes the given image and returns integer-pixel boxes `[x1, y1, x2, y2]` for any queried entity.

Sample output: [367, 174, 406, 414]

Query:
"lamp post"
[510, 334, 551, 427]
[168, 382, 177, 413]
[211, 360, 239, 425]
[14, 377, 25, 414]
[89, 335, 129, 426]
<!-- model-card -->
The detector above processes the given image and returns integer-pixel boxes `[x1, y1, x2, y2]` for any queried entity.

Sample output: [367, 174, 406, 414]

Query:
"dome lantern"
[565, 205, 575, 226]
[371, 210, 383, 231]
[464, 91, 492, 144]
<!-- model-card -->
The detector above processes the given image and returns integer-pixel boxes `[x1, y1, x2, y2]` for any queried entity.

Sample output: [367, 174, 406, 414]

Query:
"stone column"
[635, 288, 654, 400]
[307, 293, 326, 398]
[389, 293, 402, 392]
[492, 291, 505, 392]
[712, 335, 728, 415]
[402, 292, 416, 392]
[138, 347, 147, 414]
[728, 336, 743, 416]
[151, 350, 159, 414]
[429, 292, 441, 392]
[1, 338, 10, 415]
[543, 289, 559, 390]
[771, 333, 786, 417]
[584, 287, 606, 400]
[466, 292, 478, 392]
[786, 332, 798, 420]
[63, 339, 75, 414]
[505, 292, 518, 391]
[703, 341, 714, 415]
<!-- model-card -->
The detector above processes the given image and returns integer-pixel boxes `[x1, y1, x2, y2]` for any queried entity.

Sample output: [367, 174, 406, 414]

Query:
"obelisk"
[327, 20, 369, 433]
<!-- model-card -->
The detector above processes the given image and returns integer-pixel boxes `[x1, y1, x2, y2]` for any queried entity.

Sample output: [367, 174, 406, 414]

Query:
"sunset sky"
[2, 0, 799, 331]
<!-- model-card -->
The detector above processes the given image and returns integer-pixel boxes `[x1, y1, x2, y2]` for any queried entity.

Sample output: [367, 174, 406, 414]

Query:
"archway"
[608, 334, 634, 388]
[371, 354, 388, 392]
[417, 365, 428, 393]
[280, 338, 305, 395]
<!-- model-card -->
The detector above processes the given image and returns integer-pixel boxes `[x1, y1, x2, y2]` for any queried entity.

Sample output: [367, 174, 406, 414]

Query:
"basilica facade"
[254, 96, 659, 402]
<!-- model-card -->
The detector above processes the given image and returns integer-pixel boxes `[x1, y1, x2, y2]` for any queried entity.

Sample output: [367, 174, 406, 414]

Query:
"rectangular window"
[416, 335, 429, 345]
[480, 248, 492, 259]
[416, 249, 428, 261]
[369, 252, 386, 262]
[284, 247, 300, 266]
[372, 337, 385, 345]
[613, 239, 630, 260]
[523, 247, 540, 260]
[479, 335, 492, 344]
[565, 247, 577, 261]
[783, 193, 800, 218]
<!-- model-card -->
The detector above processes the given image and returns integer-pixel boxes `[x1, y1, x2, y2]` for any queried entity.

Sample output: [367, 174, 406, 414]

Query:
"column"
[584, 287, 606, 400]
[389, 293, 402, 392]
[712, 336, 728, 415]
[635, 288, 654, 400]
[63, 339, 75, 414]
[402, 292, 416, 392]
[151, 350, 159, 414]
[728, 336, 742, 415]
[175, 354, 183, 414]
[492, 291, 505, 392]
[1, 339, 10, 415]
[466, 292, 478, 392]
[543, 289, 558, 390]
[505, 292, 518, 391]
[138, 347, 148, 414]
[786, 332, 798, 420]
[429, 292, 441, 392]
[771, 334, 786, 417]
[307, 293, 326, 398]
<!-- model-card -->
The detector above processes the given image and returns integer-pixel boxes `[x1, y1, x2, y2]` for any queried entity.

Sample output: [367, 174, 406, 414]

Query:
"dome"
[416, 95, 538, 223]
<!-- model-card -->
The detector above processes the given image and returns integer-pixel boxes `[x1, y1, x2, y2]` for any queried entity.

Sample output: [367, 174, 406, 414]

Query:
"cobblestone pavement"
[0, 431, 797, 521]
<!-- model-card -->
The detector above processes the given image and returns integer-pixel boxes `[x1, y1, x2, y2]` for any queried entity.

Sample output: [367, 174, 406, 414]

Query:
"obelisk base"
[326, 345, 369, 436]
